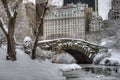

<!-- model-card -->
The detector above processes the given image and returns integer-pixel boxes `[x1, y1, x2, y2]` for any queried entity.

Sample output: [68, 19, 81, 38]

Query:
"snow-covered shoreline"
[93, 38, 120, 66]
[93, 49, 120, 66]
[0, 45, 81, 80]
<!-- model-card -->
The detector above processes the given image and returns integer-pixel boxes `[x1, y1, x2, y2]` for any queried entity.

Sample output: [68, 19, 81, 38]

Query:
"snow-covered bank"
[58, 64, 81, 72]
[0, 46, 65, 80]
[93, 36, 120, 66]
[100, 49, 120, 66]
[0, 45, 81, 80]
[93, 49, 120, 66]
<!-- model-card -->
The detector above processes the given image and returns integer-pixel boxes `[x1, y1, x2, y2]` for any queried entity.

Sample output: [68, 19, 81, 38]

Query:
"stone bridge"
[38, 38, 105, 64]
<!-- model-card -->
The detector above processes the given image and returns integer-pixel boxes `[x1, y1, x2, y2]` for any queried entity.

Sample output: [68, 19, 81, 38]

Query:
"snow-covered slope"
[100, 49, 120, 66]
[0, 46, 65, 80]
[93, 48, 120, 66]
[0, 45, 81, 80]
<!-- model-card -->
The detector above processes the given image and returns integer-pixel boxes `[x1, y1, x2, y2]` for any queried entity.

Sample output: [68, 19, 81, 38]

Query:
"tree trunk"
[32, 20, 44, 59]
[6, 17, 16, 61]
[1, 0, 20, 61]
[31, 2, 48, 60]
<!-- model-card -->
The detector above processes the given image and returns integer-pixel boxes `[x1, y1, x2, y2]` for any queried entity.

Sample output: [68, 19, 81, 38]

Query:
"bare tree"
[32, 0, 48, 59]
[32, 0, 63, 59]
[0, 0, 22, 61]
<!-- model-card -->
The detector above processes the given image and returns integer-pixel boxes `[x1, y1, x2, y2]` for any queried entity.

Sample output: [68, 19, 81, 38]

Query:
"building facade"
[89, 13, 103, 32]
[108, 0, 120, 20]
[43, 3, 92, 40]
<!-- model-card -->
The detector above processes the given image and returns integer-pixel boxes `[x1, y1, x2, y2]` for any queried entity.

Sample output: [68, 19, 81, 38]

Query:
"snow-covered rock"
[100, 49, 120, 66]
[58, 64, 81, 72]
[36, 47, 50, 60]
[100, 58, 119, 66]
[36, 48, 56, 62]
[52, 52, 76, 64]
[24, 36, 32, 42]
[23, 36, 32, 54]
[93, 48, 110, 64]
[36, 49, 76, 64]
[93, 53, 110, 64]
[93, 49, 120, 66]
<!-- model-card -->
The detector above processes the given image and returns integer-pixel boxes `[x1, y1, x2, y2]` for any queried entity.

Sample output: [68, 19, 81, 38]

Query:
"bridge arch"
[65, 49, 91, 64]
[59, 45, 94, 64]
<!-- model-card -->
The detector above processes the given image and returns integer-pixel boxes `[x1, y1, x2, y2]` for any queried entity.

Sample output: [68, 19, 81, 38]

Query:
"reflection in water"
[63, 65, 120, 80]
[82, 66, 120, 76]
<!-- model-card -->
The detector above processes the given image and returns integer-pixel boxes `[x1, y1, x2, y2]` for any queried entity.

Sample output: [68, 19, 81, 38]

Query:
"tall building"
[43, 3, 92, 40]
[89, 0, 103, 32]
[89, 14, 103, 32]
[108, 0, 120, 20]
[95, 0, 98, 15]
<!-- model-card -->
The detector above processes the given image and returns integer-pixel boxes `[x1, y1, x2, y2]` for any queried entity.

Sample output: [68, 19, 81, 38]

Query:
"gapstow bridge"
[38, 38, 106, 64]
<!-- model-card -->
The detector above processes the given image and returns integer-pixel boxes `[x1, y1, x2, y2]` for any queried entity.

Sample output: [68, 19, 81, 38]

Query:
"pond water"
[63, 64, 120, 80]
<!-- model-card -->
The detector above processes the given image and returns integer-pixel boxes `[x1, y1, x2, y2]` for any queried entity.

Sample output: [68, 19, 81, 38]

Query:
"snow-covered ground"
[94, 49, 119, 65]
[99, 49, 120, 66]
[0, 45, 81, 80]
[58, 64, 81, 72]
[94, 38, 120, 66]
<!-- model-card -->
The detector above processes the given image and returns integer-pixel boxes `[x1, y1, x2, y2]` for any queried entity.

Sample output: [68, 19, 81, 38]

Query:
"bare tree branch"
[1, 0, 11, 18]
[9, 0, 19, 7]
[32, 0, 49, 59]
[1, 0, 22, 18]
[0, 20, 8, 37]
[9, 0, 22, 10]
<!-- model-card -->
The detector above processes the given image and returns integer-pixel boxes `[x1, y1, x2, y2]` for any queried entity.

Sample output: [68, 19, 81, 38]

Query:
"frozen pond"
[63, 64, 120, 80]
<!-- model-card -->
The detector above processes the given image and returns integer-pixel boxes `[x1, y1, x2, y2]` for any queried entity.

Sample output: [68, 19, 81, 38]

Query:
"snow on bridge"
[38, 38, 101, 47]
